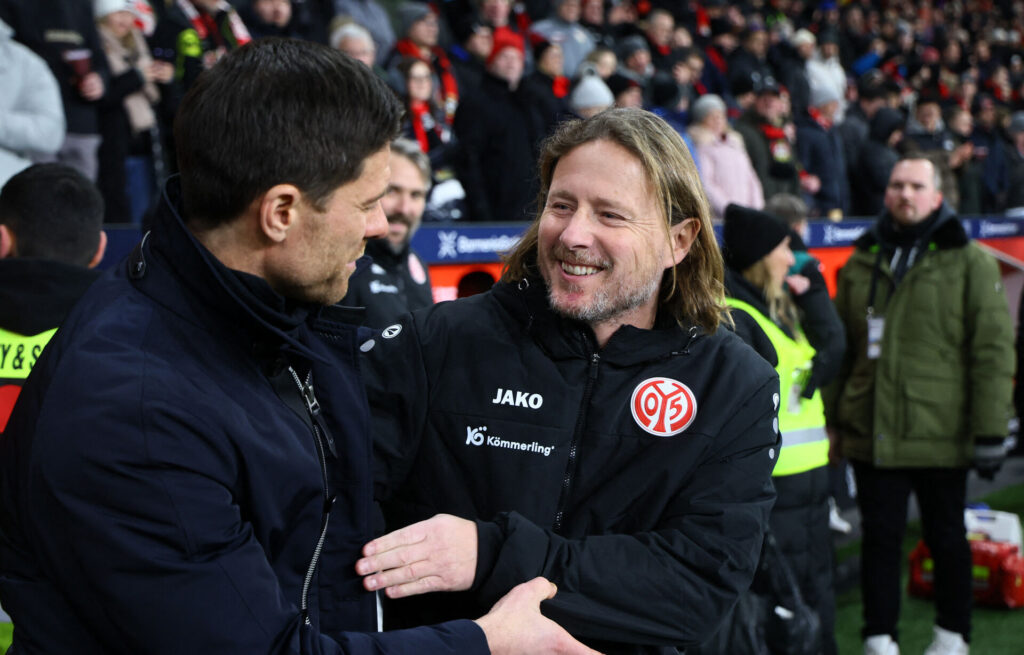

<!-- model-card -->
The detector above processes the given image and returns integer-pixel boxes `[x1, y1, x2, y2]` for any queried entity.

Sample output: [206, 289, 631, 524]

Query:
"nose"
[557, 209, 594, 250]
[366, 201, 388, 239]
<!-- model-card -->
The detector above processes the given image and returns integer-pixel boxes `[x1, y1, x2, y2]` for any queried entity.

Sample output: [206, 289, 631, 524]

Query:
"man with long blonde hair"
[359, 108, 781, 653]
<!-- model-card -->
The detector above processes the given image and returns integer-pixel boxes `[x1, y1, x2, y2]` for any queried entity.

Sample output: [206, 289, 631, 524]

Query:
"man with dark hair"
[342, 138, 434, 328]
[0, 38, 595, 655]
[825, 156, 1014, 655]
[0, 163, 105, 434]
[357, 108, 780, 653]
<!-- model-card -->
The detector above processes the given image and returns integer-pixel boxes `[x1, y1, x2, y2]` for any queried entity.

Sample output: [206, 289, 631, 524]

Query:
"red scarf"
[408, 100, 434, 153]
[552, 75, 569, 98]
[759, 123, 787, 140]
[808, 106, 833, 130]
[395, 38, 459, 123]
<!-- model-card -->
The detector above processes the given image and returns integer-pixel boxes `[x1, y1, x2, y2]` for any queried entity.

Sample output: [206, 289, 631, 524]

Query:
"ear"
[0, 224, 12, 259]
[87, 230, 107, 269]
[258, 184, 303, 243]
[666, 217, 700, 268]
[933, 190, 944, 211]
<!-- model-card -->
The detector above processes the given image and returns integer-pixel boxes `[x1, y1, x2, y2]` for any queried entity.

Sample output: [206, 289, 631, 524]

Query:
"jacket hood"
[855, 201, 967, 251]
[491, 275, 703, 367]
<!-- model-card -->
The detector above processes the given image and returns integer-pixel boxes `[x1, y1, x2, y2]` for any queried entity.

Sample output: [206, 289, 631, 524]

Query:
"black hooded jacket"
[364, 276, 780, 654]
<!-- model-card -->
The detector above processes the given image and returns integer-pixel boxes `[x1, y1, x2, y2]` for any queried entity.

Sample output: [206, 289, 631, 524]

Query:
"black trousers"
[852, 462, 972, 642]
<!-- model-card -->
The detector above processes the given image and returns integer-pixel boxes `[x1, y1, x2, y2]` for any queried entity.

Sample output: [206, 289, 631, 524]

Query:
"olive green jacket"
[822, 206, 1014, 467]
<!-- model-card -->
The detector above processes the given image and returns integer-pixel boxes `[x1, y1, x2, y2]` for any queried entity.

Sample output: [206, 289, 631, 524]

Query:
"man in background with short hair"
[342, 138, 434, 328]
[0, 163, 106, 433]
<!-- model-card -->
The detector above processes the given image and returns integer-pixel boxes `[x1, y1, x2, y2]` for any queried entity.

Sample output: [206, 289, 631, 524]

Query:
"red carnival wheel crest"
[630, 377, 697, 437]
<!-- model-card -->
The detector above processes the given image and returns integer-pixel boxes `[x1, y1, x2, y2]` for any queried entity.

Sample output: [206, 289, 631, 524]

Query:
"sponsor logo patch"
[381, 324, 402, 339]
[630, 377, 697, 437]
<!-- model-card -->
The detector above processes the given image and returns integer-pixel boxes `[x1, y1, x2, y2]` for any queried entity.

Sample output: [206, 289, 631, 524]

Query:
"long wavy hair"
[501, 108, 727, 332]
[742, 259, 800, 335]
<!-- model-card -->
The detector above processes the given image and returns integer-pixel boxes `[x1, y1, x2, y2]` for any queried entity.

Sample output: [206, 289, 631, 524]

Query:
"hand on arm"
[357, 514, 477, 597]
[475, 578, 603, 655]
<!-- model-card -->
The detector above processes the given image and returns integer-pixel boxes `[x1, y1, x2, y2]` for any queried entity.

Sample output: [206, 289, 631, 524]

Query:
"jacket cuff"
[472, 518, 504, 593]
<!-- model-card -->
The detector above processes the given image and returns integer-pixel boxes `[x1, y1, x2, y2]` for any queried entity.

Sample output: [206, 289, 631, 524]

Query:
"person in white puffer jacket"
[0, 17, 65, 188]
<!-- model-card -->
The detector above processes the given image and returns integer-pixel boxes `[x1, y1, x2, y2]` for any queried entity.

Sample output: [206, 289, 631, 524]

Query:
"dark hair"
[174, 38, 403, 228]
[0, 164, 103, 266]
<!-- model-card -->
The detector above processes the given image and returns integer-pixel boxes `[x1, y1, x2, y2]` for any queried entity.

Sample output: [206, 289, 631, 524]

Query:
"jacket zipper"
[552, 352, 600, 533]
[288, 366, 333, 626]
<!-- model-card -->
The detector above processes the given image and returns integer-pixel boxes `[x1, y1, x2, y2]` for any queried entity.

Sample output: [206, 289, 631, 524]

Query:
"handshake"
[357, 514, 602, 655]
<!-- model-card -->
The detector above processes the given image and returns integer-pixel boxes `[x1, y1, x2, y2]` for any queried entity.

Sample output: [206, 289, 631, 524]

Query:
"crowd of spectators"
[7, 0, 1024, 223]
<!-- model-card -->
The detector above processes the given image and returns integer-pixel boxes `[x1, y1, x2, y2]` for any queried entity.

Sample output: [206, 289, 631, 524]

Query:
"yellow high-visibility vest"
[0, 326, 57, 431]
[725, 298, 829, 476]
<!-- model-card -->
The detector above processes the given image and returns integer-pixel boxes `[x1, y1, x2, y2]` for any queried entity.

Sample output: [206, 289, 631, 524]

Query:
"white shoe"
[923, 626, 969, 655]
[864, 634, 900, 655]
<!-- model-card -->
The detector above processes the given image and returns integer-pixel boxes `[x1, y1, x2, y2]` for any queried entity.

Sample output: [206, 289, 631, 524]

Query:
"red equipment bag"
[908, 539, 1024, 608]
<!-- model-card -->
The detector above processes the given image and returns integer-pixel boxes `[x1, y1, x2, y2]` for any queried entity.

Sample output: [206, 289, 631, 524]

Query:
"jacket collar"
[0, 259, 101, 336]
[491, 275, 702, 366]
[854, 202, 967, 252]
[131, 178, 327, 363]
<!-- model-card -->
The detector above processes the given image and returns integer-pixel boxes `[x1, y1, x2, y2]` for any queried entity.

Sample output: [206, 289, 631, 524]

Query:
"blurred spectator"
[905, 90, 954, 153]
[1004, 111, 1024, 210]
[734, 77, 815, 203]
[687, 94, 763, 220]
[643, 8, 674, 72]
[0, 15, 65, 187]
[796, 83, 849, 219]
[453, 29, 542, 221]
[529, 0, 594, 78]
[385, 3, 459, 125]
[341, 139, 433, 328]
[0, 0, 110, 181]
[728, 26, 773, 107]
[946, 105, 982, 215]
[333, 0, 393, 66]
[701, 16, 737, 98]
[149, 0, 252, 100]
[581, 44, 616, 79]
[397, 57, 454, 172]
[567, 68, 612, 118]
[329, 19, 377, 68]
[446, 12, 491, 95]
[521, 38, 569, 136]
[94, 0, 173, 225]
[780, 28, 816, 118]
[0, 164, 105, 433]
[239, 0, 320, 41]
[617, 34, 652, 82]
[969, 93, 1009, 213]
[806, 29, 847, 119]
[850, 107, 904, 217]
[838, 69, 887, 185]
[606, 71, 643, 108]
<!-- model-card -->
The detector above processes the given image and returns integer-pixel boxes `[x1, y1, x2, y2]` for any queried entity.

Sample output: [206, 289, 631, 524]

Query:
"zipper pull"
[301, 380, 321, 416]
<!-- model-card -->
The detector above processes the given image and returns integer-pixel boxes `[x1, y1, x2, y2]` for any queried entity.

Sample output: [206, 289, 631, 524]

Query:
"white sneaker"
[923, 626, 969, 655]
[864, 634, 900, 655]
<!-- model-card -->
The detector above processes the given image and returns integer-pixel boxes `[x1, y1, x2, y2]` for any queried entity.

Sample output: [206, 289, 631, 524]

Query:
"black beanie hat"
[723, 204, 790, 271]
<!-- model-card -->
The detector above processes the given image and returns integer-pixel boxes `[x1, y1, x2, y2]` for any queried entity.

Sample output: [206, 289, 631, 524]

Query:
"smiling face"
[537, 140, 693, 335]
[268, 148, 390, 304]
[381, 153, 428, 250]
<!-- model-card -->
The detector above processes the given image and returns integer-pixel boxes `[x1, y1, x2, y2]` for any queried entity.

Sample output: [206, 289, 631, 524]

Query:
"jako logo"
[491, 387, 543, 409]
[630, 377, 697, 437]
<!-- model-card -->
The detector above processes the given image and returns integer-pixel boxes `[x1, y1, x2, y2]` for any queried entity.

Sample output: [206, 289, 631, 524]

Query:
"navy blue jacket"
[0, 181, 487, 654]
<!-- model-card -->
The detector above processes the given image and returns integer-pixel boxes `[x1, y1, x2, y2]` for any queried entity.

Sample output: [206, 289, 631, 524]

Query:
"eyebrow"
[548, 189, 632, 213]
[362, 187, 388, 207]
